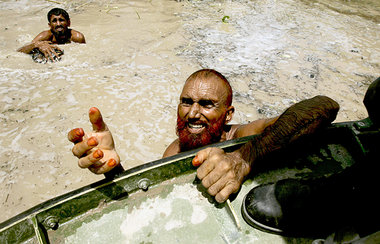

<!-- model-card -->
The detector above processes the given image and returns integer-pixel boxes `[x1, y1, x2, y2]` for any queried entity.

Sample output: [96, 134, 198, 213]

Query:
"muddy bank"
[0, 0, 379, 223]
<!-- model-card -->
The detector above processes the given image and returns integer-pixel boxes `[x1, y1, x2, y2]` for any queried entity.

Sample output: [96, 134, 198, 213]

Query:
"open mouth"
[187, 122, 205, 134]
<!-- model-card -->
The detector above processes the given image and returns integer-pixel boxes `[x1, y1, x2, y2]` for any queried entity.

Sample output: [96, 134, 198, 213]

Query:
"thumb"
[192, 147, 213, 167]
[89, 107, 106, 132]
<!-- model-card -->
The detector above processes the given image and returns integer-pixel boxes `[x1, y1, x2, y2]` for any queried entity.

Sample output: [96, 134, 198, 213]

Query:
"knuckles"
[201, 177, 212, 188]
[207, 185, 218, 196]
[215, 193, 228, 203]
[218, 160, 232, 172]
[71, 146, 78, 157]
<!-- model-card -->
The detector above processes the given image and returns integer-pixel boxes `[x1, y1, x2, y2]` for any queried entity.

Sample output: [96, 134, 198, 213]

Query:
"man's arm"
[17, 30, 63, 62]
[194, 95, 340, 203]
[162, 139, 180, 158]
[17, 31, 52, 54]
[238, 95, 339, 163]
[233, 117, 279, 138]
[17, 42, 39, 54]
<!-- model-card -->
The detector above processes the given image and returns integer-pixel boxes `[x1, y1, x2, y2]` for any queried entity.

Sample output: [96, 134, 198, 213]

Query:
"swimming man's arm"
[17, 30, 63, 62]
[17, 31, 52, 54]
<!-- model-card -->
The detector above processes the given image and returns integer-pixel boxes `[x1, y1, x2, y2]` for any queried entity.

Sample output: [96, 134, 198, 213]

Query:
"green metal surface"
[0, 119, 378, 243]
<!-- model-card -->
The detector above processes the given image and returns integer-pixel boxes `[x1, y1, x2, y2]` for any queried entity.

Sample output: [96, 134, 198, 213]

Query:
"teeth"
[189, 123, 204, 129]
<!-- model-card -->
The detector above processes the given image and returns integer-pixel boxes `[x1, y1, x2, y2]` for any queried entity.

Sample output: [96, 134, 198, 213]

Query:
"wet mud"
[0, 0, 379, 223]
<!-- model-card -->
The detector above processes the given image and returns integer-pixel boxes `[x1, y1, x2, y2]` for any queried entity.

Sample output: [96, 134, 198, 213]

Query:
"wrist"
[229, 150, 252, 174]
[232, 140, 258, 166]
[32, 41, 40, 49]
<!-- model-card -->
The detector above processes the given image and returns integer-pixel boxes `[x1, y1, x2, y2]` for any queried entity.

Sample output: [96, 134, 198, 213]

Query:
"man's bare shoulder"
[32, 30, 53, 42]
[232, 117, 279, 139]
[162, 139, 180, 158]
[71, 29, 86, 43]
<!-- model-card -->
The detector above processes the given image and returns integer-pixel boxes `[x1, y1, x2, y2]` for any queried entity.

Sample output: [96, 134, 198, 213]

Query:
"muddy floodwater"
[0, 0, 379, 223]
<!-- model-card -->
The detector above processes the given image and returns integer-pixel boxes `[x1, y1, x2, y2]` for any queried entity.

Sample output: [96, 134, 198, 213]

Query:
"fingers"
[215, 183, 240, 203]
[200, 163, 228, 188]
[193, 147, 215, 167]
[196, 147, 224, 179]
[50, 47, 59, 58]
[68, 128, 84, 143]
[69, 108, 120, 175]
[203, 171, 241, 203]
[44, 46, 58, 62]
[38, 42, 59, 62]
[41, 46, 55, 62]
[89, 107, 106, 132]
[68, 107, 106, 145]
[194, 148, 248, 203]
[77, 148, 120, 175]
[202, 165, 237, 202]
[72, 136, 98, 158]
[54, 46, 63, 53]
[78, 149, 104, 168]
[205, 175, 240, 203]
[89, 157, 120, 175]
[45, 50, 55, 62]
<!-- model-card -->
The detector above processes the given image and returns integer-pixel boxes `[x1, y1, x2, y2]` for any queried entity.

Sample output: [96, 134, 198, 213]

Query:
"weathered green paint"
[0, 118, 377, 243]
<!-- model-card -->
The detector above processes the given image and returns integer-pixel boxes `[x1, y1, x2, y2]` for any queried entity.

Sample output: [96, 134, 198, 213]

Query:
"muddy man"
[68, 69, 339, 204]
[17, 8, 85, 62]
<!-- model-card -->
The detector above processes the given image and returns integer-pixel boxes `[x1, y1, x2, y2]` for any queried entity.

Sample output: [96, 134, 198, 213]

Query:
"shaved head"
[185, 69, 233, 107]
[177, 69, 235, 151]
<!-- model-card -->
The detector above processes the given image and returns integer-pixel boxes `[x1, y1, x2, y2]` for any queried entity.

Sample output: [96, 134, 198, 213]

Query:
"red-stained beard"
[176, 113, 227, 152]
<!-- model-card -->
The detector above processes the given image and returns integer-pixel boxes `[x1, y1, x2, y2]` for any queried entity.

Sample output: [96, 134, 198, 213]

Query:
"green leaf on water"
[222, 15, 230, 23]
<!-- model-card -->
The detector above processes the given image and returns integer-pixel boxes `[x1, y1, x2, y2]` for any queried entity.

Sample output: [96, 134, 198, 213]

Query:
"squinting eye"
[181, 98, 193, 106]
[199, 100, 214, 108]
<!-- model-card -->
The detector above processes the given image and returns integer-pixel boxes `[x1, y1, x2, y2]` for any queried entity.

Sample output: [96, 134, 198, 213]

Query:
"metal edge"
[0, 134, 258, 234]
[1, 119, 372, 242]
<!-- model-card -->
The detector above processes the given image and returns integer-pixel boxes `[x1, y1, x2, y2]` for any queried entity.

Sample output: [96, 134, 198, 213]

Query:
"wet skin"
[17, 13, 85, 62]
[178, 77, 232, 129]
[177, 77, 234, 150]
[33, 14, 70, 61]
[68, 108, 120, 174]
[68, 78, 234, 176]
[48, 14, 71, 43]
[68, 71, 278, 203]
[176, 78, 251, 203]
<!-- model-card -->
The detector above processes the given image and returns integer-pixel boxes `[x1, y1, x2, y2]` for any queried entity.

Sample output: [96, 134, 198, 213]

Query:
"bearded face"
[52, 25, 66, 36]
[176, 71, 234, 153]
[176, 112, 227, 152]
[49, 14, 70, 40]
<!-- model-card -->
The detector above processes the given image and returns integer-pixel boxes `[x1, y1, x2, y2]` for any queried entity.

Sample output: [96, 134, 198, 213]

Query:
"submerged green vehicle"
[1, 78, 379, 243]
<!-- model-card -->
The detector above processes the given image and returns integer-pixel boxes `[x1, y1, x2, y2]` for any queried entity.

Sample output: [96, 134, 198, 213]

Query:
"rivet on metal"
[43, 216, 59, 229]
[138, 178, 150, 191]
[357, 122, 365, 127]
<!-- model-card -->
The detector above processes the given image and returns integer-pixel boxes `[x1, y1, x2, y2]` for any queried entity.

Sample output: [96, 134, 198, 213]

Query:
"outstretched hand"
[192, 147, 251, 203]
[68, 107, 120, 174]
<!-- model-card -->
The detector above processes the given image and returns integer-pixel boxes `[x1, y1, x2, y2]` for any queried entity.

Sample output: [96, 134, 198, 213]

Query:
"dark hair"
[47, 8, 70, 22]
[186, 69, 233, 106]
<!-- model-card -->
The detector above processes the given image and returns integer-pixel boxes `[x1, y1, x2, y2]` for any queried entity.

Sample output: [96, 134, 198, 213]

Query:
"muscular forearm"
[17, 42, 37, 54]
[237, 95, 340, 164]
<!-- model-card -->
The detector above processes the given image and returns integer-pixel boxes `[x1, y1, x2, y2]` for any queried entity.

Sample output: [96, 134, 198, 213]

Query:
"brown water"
[0, 0, 379, 223]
